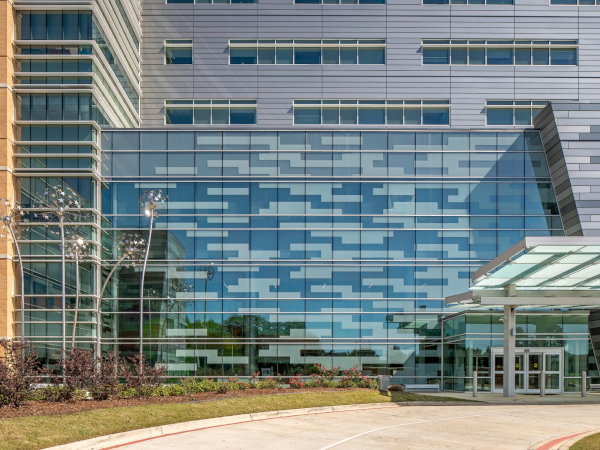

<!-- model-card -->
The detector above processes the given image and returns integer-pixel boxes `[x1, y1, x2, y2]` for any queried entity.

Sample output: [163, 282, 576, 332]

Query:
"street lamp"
[138, 190, 166, 356]
[64, 234, 90, 347]
[33, 184, 84, 355]
[0, 199, 27, 344]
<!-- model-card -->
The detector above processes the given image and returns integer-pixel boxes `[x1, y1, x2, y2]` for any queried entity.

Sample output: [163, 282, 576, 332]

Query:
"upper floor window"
[165, 40, 193, 64]
[422, 40, 577, 66]
[296, 0, 384, 3]
[551, 0, 600, 4]
[229, 39, 385, 65]
[167, 0, 258, 3]
[424, 0, 512, 3]
[486, 101, 548, 126]
[18, 11, 92, 40]
[165, 100, 257, 125]
[293, 100, 450, 125]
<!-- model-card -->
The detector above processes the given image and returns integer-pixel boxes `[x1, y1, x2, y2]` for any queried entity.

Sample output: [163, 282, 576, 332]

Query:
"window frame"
[422, 40, 578, 66]
[165, 39, 194, 65]
[485, 101, 549, 127]
[164, 99, 258, 125]
[292, 100, 451, 126]
[228, 39, 386, 65]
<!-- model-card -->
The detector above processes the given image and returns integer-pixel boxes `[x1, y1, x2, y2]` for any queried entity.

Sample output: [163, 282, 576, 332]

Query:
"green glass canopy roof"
[446, 237, 600, 307]
[472, 238, 600, 291]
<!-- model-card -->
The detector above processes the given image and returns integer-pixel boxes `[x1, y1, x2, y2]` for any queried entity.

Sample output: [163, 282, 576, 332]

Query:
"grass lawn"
[571, 432, 600, 450]
[0, 390, 466, 450]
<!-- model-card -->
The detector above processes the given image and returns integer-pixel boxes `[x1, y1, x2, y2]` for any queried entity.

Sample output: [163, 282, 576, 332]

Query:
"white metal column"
[503, 305, 516, 397]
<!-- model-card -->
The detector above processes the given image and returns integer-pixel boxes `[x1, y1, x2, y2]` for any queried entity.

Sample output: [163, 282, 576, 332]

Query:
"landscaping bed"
[0, 387, 356, 419]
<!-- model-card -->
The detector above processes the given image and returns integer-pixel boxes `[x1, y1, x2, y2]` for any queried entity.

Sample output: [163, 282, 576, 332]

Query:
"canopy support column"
[503, 305, 516, 397]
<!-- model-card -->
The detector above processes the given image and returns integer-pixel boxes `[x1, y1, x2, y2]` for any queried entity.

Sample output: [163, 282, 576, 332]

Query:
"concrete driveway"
[113, 403, 600, 450]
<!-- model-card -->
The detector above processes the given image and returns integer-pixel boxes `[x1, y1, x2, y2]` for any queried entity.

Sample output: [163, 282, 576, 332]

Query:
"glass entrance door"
[491, 348, 563, 394]
[527, 353, 542, 393]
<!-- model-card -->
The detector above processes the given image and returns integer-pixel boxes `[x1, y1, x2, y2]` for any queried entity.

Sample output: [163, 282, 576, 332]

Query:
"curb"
[532, 429, 600, 450]
[43, 402, 404, 450]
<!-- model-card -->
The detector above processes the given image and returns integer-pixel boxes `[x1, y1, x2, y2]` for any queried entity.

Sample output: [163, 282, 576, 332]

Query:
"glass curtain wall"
[97, 130, 563, 380]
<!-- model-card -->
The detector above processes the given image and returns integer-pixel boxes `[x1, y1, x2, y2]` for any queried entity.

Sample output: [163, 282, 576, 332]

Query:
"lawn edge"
[44, 402, 403, 450]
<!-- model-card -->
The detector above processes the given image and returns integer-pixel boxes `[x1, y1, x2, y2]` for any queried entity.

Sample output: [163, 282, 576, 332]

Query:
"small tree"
[0, 339, 44, 407]
[120, 353, 166, 397]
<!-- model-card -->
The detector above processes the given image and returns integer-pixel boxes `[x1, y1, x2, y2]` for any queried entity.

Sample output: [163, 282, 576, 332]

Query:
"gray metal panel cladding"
[534, 102, 600, 237]
[139, 0, 600, 128]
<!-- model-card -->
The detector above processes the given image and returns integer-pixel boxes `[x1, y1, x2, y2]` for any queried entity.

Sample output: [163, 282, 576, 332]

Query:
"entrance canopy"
[446, 237, 600, 308]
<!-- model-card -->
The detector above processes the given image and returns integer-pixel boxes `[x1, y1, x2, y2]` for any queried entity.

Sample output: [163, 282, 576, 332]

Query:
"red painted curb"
[536, 431, 592, 450]
[100, 405, 397, 450]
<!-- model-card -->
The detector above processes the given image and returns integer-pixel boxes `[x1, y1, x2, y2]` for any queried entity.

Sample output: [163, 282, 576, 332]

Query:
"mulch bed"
[0, 388, 365, 420]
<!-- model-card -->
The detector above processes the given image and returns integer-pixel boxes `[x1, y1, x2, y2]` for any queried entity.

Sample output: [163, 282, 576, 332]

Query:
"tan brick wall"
[0, 0, 16, 340]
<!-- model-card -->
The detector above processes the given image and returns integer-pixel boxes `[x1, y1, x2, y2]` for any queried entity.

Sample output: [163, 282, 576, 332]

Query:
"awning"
[446, 237, 600, 307]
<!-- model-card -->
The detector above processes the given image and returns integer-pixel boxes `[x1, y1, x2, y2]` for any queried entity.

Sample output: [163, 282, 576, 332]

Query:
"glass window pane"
[276, 47, 293, 64]
[230, 108, 256, 124]
[487, 108, 513, 125]
[230, 48, 257, 64]
[515, 48, 531, 65]
[258, 47, 275, 64]
[212, 108, 229, 124]
[451, 48, 467, 64]
[323, 48, 339, 64]
[405, 109, 421, 125]
[381, 107, 400, 126]
[533, 48, 549, 65]
[469, 48, 485, 65]
[487, 48, 514, 65]
[322, 108, 339, 124]
[358, 108, 385, 125]
[423, 48, 449, 64]
[194, 108, 211, 124]
[515, 109, 532, 126]
[340, 108, 357, 125]
[47, 11, 62, 40]
[294, 108, 321, 124]
[358, 47, 385, 64]
[551, 48, 576, 65]
[340, 48, 358, 64]
[166, 108, 193, 124]
[295, 48, 321, 64]
[166, 47, 192, 64]
[423, 108, 449, 125]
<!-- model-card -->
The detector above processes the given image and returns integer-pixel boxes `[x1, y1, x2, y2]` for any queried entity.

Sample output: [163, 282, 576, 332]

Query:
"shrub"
[288, 375, 305, 389]
[256, 376, 283, 390]
[357, 378, 378, 389]
[120, 353, 166, 398]
[0, 340, 45, 407]
[154, 384, 184, 397]
[50, 347, 95, 402]
[388, 384, 405, 392]
[337, 378, 356, 388]
[89, 351, 121, 401]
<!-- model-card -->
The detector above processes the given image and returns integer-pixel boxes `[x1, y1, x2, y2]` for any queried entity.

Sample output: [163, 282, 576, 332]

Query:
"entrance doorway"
[491, 348, 563, 394]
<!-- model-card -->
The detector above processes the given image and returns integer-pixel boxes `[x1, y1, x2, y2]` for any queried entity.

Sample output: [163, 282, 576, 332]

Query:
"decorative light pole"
[64, 235, 90, 347]
[138, 190, 166, 356]
[97, 233, 145, 356]
[33, 184, 83, 355]
[198, 265, 215, 325]
[0, 199, 27, 344]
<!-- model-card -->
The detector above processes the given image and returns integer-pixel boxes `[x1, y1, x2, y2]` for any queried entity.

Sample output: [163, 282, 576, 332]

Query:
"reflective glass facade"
[65, 129, 565, 379]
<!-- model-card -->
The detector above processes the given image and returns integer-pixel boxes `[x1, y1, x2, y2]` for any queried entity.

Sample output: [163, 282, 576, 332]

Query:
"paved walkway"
[426, 391, 600, 404]
[87, 403, 600, 450]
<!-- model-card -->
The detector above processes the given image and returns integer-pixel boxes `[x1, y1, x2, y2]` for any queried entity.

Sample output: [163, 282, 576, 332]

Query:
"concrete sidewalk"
[424, 391, 600, 404]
